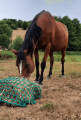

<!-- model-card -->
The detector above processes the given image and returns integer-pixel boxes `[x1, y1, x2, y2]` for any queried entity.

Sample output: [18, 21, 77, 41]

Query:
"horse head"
[11, 49, 35, 78]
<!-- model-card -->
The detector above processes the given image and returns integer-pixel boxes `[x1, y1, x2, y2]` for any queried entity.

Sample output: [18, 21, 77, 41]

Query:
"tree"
[0, 20, 12, 48]
[17, 20, 22, 28]
[61, 16, 77, 51]
[21, 21, 28, 30]
[53, 16, 59, 21]
[10, 35, 23, 50]
[27, 21, 31, 28]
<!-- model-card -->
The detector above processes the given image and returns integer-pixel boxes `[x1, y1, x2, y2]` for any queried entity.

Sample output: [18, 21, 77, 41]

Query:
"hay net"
[0, 77, 42, 107]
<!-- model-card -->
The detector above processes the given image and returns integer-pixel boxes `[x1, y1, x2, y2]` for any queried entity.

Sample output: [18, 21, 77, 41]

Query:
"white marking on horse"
[19, 60, 23, 76]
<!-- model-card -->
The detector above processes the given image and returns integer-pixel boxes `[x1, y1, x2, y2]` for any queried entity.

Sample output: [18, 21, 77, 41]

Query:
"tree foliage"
[10, 24, 18, 30]
[0, 20, 12, 48]
[10, 35, 23, 50]
[21, 21, 28, 30]
[1, 15, 81, 51]
[17, 20, 22, 28]
[54, 16, 81, 51]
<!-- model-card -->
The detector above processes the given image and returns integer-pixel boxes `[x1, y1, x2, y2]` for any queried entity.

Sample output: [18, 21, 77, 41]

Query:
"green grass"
[0, 50, 16, 60]
[65, 55, 81, 62]
[0, 68, 5, 71]
[40, 103, 55, 111]
[67, 71, 81, 78]
[66, 83, 75, 89]
[39, 52, 81, 62]
[0, 50, 81, 62]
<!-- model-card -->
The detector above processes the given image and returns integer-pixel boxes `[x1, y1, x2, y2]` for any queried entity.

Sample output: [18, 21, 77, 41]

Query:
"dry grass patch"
[12, 28, 26, 41]
[0, 60, 81, 120]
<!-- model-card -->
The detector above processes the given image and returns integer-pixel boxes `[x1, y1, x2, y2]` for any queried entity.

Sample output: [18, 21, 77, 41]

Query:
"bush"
[0, 50, 16, 60]
[0, 34, 10, 48]
[10, 35, 23, 50]
[21, 21, 28, 30]
[0, 20, 12, 48]
[10, 24, 18, 30]
[0, 20, 12, 37]
[5, 19, 17, 26]
[17, 20, 22, 28]
[27, 21, 31, 28]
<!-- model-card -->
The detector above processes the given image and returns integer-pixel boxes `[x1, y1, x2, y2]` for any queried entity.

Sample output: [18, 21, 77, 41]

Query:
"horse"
[11, 10, 69, 85]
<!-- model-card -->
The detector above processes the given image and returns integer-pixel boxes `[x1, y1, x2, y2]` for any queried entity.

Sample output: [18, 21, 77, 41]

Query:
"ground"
[0, 28, 81, 120]
[0, 60, 81, 120]
[12, 28, 26, 41]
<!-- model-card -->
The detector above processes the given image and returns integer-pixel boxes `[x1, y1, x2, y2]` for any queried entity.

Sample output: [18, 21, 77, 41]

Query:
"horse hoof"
[34, 81, 38, 84]
[35, 79, 39, 81]
[39, 84, 43, 89]
[46, 76, 51, 79]
[61, 75, 65, 78]
[34, 79, 39, 84]
[38, 81, 43, 85]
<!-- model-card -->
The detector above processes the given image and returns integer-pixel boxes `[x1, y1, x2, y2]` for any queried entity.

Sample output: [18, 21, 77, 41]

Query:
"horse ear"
[11, 49, 18, 56]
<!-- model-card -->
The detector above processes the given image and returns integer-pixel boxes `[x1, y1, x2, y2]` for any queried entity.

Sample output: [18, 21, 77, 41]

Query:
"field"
[0, 28, 81, 120]
[12, 28, 26, 41]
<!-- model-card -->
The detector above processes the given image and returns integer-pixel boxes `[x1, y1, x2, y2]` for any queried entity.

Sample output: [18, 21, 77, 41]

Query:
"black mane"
[17, 10, 44, 63]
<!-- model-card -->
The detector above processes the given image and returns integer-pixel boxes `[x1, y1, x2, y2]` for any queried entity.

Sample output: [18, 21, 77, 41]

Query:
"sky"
[0, 0, 81, 23]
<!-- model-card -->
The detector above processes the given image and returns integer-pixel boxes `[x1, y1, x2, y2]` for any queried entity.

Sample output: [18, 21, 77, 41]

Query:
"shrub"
[17, 20, 22, 28]
[0, 33, 10, 48]
[0, 20, 12, 37]
[27, 21, 31, 28]
[40, 103, 54, 111]
[21, 21, 28, 30]
[5, 19, 17, 26]
[10, 24, 18, 30]
[0, 20, 12, 48]
[10, 35, 23, 50]
[0, 50, 16, 60]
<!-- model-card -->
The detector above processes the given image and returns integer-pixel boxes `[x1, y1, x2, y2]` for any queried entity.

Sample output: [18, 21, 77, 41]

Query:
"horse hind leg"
[61, 48, 66, 76]
[46, 51, 54, 79]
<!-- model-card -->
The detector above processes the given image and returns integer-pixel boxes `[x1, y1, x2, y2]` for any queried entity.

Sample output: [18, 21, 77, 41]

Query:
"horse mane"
[17, 10, 44, 63]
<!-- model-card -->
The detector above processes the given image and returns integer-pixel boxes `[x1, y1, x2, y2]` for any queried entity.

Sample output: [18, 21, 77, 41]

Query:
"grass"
[40, 103, 55, 111]
[66, 83, 75, 89]
[0, 52, 81, 119]
[39, 51, 81, 62]
[1, 50, 81, 79]
[0, 50, 81, 62]
[0, 68, 5, 71]
[0, 50, 16, 60]
[59, 86, 65, 93]
[67, 71, 81, 78]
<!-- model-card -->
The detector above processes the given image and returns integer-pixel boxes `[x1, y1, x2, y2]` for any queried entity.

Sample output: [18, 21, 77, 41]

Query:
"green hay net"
[0, 77, 42, 107]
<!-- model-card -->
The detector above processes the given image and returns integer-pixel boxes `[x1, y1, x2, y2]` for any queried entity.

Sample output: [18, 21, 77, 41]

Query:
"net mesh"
[0, 77, 42, 107]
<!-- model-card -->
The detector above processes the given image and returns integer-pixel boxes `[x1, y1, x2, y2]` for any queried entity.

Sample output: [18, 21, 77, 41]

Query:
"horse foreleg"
[38, 43, 51, 85]
[61, 49, 66, 76]
[35, 50, 40, 81]
[47, 51, 54, 79]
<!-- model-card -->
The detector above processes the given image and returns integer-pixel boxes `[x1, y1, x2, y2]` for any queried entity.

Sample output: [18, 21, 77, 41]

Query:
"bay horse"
[11, 10, 69, 85]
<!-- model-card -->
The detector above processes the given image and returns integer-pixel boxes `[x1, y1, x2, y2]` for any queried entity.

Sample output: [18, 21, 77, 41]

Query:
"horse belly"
[54, 37, 68, 51]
